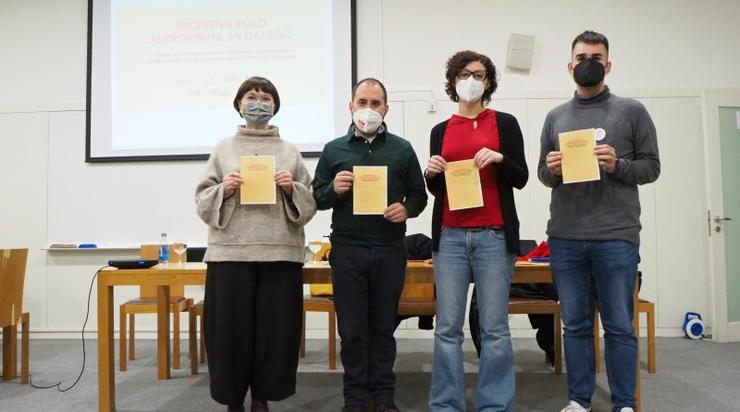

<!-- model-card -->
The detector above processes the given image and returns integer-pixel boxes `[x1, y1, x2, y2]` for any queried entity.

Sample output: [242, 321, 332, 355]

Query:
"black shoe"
[227, 405, 245, 412]
[341, 406, 365, 412]
[375, 402, 400, 412]
[544, 346, 555, 367]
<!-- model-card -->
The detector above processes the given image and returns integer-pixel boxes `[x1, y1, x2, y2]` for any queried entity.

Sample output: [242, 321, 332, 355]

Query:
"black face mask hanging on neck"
[573, 58, 606, 87]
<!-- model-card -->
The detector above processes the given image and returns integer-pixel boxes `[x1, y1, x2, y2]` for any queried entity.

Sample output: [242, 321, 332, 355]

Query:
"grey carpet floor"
[1, 338, 739, 411]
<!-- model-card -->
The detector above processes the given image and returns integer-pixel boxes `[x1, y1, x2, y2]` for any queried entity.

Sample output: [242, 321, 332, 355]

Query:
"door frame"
[702, 89, 740, 342]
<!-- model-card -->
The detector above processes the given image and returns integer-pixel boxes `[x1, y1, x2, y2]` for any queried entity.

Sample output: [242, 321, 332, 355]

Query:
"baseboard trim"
[5, 327, 689, 340]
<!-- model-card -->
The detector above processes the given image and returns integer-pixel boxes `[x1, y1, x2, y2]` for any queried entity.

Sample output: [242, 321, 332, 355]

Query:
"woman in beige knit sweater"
[195, 76, 317, 412]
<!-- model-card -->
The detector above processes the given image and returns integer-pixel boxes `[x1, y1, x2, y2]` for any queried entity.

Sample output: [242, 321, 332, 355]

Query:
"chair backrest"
[400, 283, 435, 300]
[398, 283, 436, 316]
[186, 247, 206, 262]
[519, 239, 538, 256]
[138, 244, 184, 299]
[0, 248, 29, 327]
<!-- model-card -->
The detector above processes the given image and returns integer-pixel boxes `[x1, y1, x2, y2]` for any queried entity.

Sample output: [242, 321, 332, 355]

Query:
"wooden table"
[96, 261, 554, 412]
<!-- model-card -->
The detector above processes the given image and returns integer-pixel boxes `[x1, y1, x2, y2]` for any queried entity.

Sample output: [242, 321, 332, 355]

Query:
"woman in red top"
[425, 51, 528, 411]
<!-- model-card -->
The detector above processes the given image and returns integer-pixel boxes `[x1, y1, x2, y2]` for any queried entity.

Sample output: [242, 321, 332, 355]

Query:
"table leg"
[157, 285, 171, 380]
[21, 312, 29, 384]
[97, 281, 115, 412]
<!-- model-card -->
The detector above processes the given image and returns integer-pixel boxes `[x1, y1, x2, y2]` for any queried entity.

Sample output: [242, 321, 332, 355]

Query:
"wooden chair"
[508, 297, 563, 374]
[300, 293, 337, 369]
[0, 248, 30, 384]
[300, 243, 337, 369]
[188, 301, 207, 374]
[186, 247, 208, 375]
[300, 264, 436, 371]
[594, 298, 656, 373]
[119, 244, 192, 371]
[397, 283, 436, 317]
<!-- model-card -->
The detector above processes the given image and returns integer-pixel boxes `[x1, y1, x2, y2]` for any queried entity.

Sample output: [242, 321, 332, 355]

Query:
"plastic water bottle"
[159, 232, 169, 263]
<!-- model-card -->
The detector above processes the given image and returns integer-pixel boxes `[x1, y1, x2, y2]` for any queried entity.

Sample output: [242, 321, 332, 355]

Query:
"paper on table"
[444, 159, 483, 211]
[353, 166, 387, 215]
[559, 128, 600, 184]
[240, 155, 276, 204]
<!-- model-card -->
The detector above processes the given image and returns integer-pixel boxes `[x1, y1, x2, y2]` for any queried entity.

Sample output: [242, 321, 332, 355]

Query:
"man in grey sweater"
[538, 31, 660, 412]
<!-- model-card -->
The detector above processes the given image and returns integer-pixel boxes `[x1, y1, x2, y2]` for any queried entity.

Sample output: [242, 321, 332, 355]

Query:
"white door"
[703, 90, 740, 342]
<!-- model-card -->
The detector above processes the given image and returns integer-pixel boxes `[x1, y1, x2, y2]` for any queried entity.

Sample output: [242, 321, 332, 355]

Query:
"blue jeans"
[548, 237, 639, 411]
[430, 228, 515, 412]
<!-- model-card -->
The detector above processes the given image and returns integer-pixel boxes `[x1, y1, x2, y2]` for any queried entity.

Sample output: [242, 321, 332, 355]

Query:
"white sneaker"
[559, 400, 591, 412]
[619, 409, 635, 412]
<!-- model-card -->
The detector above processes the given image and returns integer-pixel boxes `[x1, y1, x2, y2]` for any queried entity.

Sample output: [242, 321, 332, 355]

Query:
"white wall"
[1, 0, 738, 338]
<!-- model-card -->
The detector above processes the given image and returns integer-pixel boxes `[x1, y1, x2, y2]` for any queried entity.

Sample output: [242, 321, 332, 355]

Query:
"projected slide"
[88, 0, 353, 161]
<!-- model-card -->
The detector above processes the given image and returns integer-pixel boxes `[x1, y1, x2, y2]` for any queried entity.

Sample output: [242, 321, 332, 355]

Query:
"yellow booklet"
[559, 128, 600, 184]
[353, 166, 387, 215]
[240, 155, 276, 204]
[444, 159, 483, 211]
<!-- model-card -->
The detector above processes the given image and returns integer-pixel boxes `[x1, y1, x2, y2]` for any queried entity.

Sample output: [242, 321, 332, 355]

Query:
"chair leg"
[328, 308, 336, 370]
[199, 314, 206, 364]
[119, 306, 127, 371]
[189, 309, 197, 375]
[554, 307, 562, 375]
[129, 314, 136, 360]
[173, 309, 181, 370]
[1, 326, 6, 380]
[647, 304, 656, 373]
[3, 325, 18, 381]
[594, 310, 601, 373]
[300, 309, 306, 358]
[21, 313, 29, 384]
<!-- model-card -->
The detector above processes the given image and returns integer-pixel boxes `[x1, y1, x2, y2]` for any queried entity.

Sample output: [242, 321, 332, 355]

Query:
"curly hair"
[444, 50, 498, 106]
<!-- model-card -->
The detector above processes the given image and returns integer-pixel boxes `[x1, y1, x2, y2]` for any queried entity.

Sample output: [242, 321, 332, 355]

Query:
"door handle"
[713, 216, 732, 224]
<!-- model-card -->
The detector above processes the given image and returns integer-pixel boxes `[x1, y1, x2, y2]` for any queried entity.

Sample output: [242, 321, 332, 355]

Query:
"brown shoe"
[251, 399, 269, 412]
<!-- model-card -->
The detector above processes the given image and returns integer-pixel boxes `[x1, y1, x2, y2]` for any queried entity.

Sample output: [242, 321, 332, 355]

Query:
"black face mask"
[573, 58, 606, 87]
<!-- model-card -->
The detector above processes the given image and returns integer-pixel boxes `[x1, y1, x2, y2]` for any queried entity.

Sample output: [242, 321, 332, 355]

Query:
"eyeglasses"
[244, 96, 273, 104]
[457, 70, 487, 81]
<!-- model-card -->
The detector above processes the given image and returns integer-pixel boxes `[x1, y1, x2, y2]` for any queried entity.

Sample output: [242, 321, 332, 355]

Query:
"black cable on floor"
[29, 265, 110, 392]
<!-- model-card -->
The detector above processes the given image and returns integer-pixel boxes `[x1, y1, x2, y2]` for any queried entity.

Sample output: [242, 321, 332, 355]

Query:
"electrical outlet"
[426, 101, 437, 113]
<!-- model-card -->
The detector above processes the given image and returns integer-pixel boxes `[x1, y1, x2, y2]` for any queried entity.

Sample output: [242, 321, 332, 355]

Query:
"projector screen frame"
[85, 0, 358, 163]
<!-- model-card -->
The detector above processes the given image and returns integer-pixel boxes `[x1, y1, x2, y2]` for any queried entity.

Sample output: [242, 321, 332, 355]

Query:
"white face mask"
[455, 76, 486, 103]
[352, 108, 383, 135]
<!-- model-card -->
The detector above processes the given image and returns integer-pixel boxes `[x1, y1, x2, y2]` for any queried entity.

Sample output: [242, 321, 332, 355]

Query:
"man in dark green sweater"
[313, 78, 427, 412]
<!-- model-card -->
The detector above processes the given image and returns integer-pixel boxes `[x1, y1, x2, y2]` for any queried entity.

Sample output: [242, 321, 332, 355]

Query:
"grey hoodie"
[196, 125, 316, 262]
